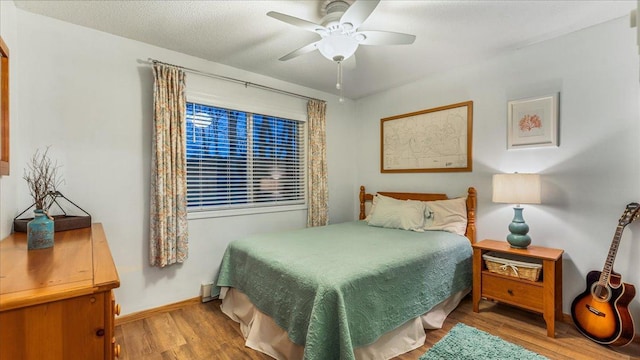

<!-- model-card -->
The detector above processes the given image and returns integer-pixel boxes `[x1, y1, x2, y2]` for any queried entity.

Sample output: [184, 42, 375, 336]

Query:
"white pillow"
[364, 193, 381, 221]
[424, 197, 468, 236]
[367, 194, 426, 231]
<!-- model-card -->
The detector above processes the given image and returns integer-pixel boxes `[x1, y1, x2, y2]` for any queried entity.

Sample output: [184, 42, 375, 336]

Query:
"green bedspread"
[216, 221, 472, 360]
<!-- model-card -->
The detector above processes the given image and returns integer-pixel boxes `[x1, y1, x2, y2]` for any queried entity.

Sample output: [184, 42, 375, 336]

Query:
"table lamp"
[492, 173, 541, 248]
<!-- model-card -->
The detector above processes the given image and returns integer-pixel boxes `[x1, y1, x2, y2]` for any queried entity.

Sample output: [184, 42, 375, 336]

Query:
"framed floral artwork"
[507, 93, 559, 149]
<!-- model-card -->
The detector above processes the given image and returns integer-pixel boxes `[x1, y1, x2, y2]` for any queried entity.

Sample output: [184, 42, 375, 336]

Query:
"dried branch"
[23, 147, 64, 210]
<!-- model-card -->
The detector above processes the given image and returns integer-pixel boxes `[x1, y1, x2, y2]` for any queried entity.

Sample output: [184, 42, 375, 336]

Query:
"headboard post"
[465, 187, 477, 243]
[359, 186, 366, 220]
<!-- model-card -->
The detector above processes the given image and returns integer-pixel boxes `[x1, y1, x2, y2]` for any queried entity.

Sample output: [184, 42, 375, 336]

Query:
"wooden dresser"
[0, 223, 121, 359]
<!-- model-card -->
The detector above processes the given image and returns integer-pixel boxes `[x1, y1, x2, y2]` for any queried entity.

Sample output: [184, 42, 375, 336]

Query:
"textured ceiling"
[13, 0, 636, 99]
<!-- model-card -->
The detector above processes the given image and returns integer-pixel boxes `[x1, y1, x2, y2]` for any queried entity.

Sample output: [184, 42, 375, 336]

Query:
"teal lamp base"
[506, 207, 531, 249]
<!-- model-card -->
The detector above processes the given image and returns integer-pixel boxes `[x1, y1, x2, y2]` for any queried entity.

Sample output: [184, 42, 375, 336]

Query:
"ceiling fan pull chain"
[337, 61, 345, 102]
[336, 61, 342, 90]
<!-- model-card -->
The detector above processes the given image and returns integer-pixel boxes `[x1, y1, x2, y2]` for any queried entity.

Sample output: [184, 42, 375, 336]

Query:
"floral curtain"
[150, 64, 188, 267]
[307, 100, 328, 227]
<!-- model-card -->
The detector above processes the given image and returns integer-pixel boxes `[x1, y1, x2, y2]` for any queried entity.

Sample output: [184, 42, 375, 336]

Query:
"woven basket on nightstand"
[482, 252, 542, 281]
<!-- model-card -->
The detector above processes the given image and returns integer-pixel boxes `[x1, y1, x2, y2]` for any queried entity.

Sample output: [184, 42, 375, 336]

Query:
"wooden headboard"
[358, 185, 477, 243]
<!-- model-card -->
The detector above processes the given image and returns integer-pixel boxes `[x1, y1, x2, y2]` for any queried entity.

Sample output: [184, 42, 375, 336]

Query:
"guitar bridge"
[586, 304, 606, 317]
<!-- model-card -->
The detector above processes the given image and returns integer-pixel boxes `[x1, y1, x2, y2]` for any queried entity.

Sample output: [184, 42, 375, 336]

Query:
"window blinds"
[185, 102, 305, 211]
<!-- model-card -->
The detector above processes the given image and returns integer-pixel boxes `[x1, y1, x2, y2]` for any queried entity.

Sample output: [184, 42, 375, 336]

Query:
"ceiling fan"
[267, 0, 416, 98]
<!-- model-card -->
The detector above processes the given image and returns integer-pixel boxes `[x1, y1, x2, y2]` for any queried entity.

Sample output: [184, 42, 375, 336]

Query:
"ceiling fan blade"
[358, 31, 416, 46]
[267, 11, 326, 33]
[340, 0, 381, 29]
[279, 41, 320, 61]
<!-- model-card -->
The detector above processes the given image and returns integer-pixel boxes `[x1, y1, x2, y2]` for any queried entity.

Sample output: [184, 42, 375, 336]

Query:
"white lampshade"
[317, 33, 359, 62]
[492, 173, 541, 205]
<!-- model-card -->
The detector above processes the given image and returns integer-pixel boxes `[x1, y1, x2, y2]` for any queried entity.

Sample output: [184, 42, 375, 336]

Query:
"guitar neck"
[598, 225, 624, 286]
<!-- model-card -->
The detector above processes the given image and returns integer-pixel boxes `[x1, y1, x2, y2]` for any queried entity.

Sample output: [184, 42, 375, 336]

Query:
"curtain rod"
[147, 58, 325, 103]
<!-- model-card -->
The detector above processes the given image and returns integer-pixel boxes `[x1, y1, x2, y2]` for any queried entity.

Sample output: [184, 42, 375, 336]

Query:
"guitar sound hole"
[591, 283, 611, 302]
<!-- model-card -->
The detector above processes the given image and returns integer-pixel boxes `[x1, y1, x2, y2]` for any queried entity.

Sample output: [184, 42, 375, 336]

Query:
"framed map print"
[507, 93, 559, 149]
[381, 101, 473, 173]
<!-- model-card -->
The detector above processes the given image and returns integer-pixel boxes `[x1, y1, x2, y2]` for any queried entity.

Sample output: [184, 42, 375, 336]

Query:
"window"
[186, 102, 306, 213]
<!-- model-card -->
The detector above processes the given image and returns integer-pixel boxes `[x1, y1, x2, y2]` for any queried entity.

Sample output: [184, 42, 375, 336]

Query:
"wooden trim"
[92, 224, 120, 290]
[0, 36, 9, 176]
[115, 297, 201, 326]
[358, 185, 477, 243]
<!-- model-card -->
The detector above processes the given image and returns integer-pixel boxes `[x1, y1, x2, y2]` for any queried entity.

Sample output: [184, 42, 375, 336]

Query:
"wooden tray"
[13, 215, 92, 233]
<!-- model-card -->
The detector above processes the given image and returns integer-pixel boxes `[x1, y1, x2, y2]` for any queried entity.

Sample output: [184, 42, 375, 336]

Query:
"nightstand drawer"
[482, 273, 543, 311]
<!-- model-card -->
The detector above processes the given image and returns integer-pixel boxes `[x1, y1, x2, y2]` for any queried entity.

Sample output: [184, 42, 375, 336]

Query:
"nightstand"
[472, 239, 564, 337]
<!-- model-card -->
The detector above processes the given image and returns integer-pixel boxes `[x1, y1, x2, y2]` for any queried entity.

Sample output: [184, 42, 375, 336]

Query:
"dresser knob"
[507, 289, 514, 295]
[112, 337, 121, 357]
[96, 328, 105, 337]
[114, 303, 121, 316]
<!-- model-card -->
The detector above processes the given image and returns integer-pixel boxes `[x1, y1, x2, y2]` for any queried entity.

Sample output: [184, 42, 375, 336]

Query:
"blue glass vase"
[27, 209, 54, 250]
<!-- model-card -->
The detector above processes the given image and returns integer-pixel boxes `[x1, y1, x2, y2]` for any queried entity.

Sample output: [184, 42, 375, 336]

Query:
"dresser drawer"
[0, 293, 106, 359]
[481, 273, 543, 311]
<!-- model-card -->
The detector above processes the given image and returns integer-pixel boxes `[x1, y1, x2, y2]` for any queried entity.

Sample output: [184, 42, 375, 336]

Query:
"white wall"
[6, 10, 357, 315]
[5, 5, 640, 329]
[356, 16, 640, 323]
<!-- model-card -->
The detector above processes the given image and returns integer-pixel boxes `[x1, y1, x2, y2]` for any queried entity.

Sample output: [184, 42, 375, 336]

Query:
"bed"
[216, 185, 477, 360]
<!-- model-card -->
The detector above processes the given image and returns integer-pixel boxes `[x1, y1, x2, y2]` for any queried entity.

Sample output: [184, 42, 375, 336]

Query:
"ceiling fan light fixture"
[268, 0, 415, 101]
[317, 33, 359, 62]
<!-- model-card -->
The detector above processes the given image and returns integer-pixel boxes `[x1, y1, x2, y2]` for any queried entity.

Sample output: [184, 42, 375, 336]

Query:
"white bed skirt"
[219, 287, 469, 360]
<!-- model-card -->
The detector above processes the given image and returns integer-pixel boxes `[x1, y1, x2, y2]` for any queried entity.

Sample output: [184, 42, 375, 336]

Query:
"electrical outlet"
[200, 281, 214, 303]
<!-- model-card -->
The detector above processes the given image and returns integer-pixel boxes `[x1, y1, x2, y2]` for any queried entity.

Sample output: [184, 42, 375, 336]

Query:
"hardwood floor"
[115, 296, 640, 359]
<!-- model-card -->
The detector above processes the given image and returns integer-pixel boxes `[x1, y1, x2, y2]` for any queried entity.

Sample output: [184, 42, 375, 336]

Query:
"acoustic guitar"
[570, 202, 639, 346]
